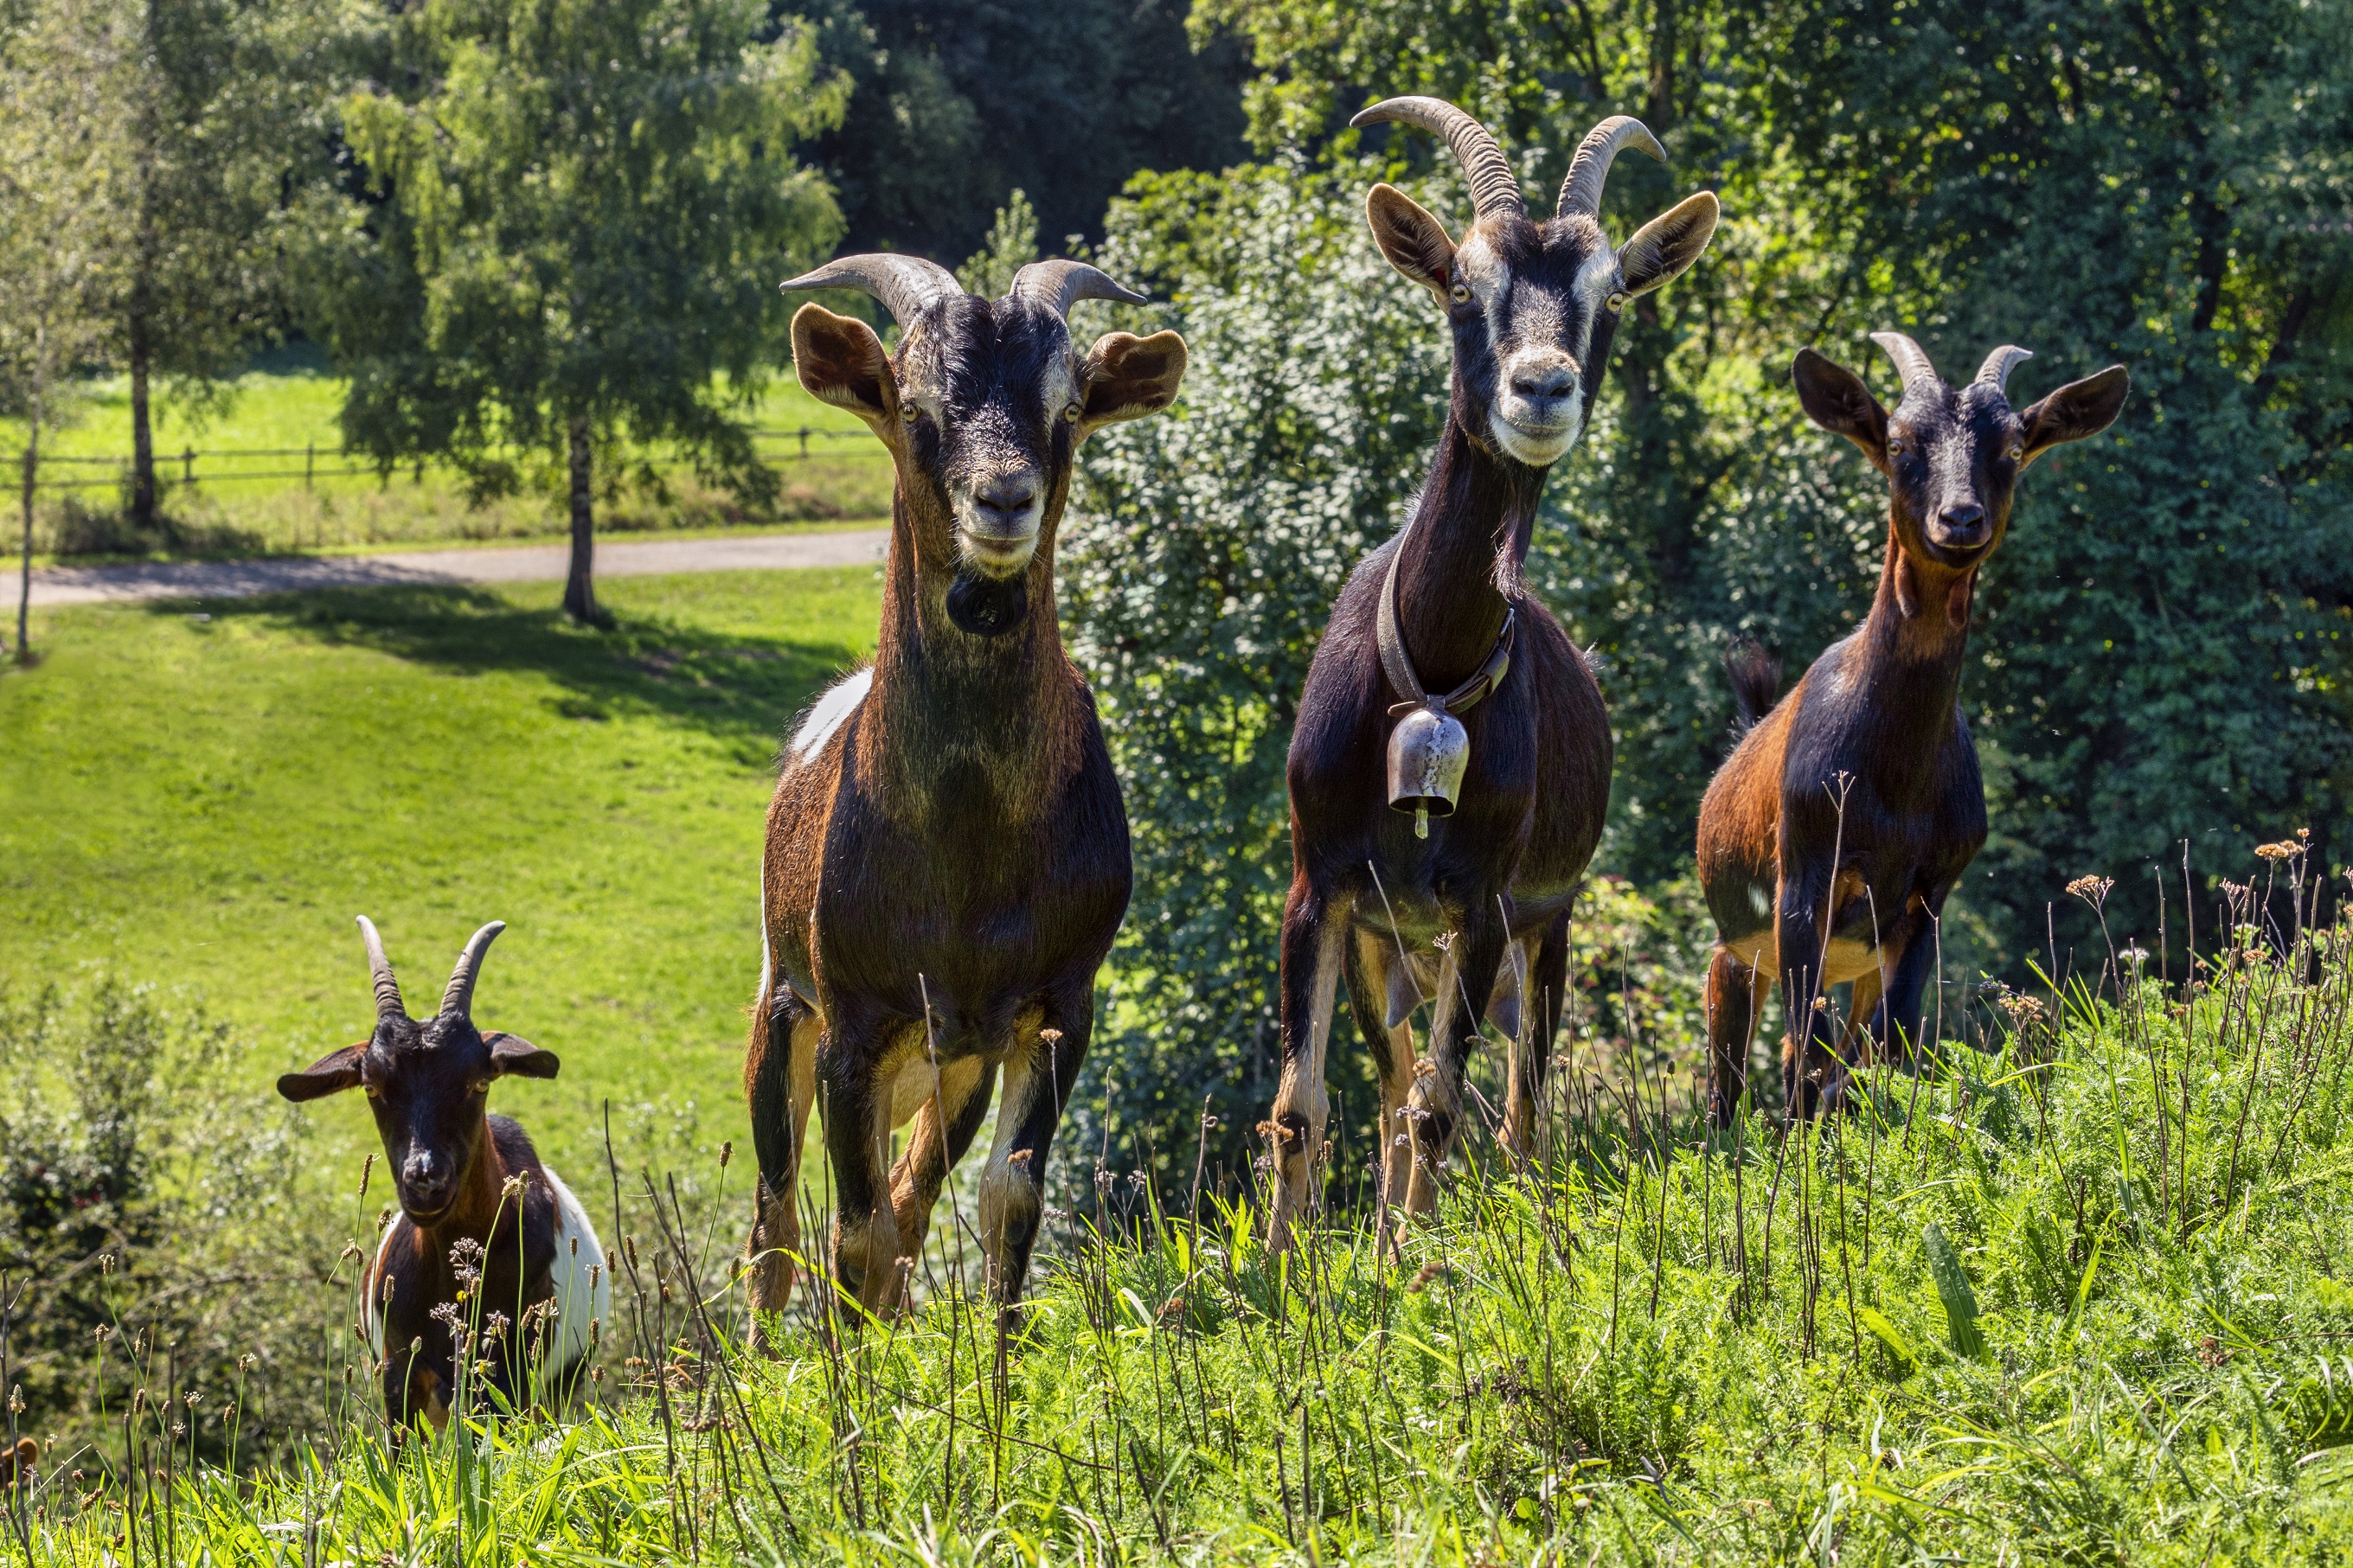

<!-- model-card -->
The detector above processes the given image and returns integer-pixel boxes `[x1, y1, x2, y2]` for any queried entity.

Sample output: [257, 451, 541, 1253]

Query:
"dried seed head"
[719, 1141, 733, 1170]
[2256, 841, 2302, 861]
[2066, 874, 2114, 902]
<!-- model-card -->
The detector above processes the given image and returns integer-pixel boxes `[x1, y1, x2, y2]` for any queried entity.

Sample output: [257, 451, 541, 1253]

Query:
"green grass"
[0, 356, 893, 563]
[0, 566, 882, 1184]
[13, 921, 2353, 1565]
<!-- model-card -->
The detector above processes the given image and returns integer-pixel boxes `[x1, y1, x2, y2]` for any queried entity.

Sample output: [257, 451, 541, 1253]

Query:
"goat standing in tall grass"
[1266, 98, 1718, 1246]
[743, 255, 1185, 1327]
[277, 918, 607, 1430]
[1696, 336, 2129, 1123]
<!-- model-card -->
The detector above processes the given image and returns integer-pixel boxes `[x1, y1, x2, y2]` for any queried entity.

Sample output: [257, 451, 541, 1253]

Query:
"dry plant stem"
[602, 1104, 685, 1553]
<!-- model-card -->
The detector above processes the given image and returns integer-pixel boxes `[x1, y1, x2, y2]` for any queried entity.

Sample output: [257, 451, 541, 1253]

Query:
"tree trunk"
[563, 413, 597, 624]
[128, 301, 156, 530]
[17, 328, 40, 665]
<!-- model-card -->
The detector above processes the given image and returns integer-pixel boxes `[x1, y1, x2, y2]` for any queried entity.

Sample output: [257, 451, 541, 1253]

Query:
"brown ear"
[790, 304, 896, 425]
[1365, 183, 1456, 296]
[2017, 364, 2130, 469]
[1078, 330, 1187, 437]
[486, 1032, 561, 1080]
[278, 1043, 366, 1103]
[1618, 190, 1719, 298]
[1792, 347, 1889, 468]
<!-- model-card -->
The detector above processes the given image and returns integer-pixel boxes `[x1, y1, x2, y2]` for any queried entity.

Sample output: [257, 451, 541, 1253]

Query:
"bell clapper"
[1415, 804, 1430, 841]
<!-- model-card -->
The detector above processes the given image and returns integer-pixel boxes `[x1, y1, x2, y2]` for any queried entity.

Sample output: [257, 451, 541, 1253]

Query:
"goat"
[1268, 98, 1718, 1245]
[278, 918, 609, 1430]
[741, 254, 1186, 1325]
[1696, 335, 2129, 1123]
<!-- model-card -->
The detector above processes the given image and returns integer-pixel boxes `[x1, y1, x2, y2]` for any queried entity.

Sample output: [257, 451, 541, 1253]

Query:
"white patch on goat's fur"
[789, 669, 871, 761]
[1457, 232, 1507, 304]
[542, 1165, 611, 1371]
[757, 859, 772, 1001]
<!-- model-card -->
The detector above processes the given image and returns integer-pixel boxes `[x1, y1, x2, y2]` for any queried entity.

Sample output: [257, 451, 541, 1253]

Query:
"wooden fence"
[20, 426, 869, 493]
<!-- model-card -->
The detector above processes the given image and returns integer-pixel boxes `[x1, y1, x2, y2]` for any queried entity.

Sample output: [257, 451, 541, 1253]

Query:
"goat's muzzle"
[954, 468, 1043, 575]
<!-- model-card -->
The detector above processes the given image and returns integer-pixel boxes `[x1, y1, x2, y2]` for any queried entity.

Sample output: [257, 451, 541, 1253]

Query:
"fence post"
[305, 443, 314, 490]
[183, 447, 195, 487]
[798, 427, 809, 460]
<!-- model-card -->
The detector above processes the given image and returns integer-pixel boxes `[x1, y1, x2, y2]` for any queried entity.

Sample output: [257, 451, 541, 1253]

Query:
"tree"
[0, 0, 114, 662]
[797, 0, 1251, 263]
[74, 0, 335, 531]
[314, 0, 848, 623]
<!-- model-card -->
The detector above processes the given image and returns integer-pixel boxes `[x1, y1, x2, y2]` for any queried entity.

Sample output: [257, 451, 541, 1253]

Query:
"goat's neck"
[1393, 416, 1544, 693]
[1850, 526, 1976, 765]
[862, 489, 1077, 816]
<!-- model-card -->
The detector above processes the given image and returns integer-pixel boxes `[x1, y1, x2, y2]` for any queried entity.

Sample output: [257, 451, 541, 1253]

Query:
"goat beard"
[945, 571, 1030, 638]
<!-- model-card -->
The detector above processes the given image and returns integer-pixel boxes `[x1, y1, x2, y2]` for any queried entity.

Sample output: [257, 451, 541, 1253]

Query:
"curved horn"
[1869, 330, 1941, 394]
[780, 253, 962, 328]
[1350, 96, 1523, 222]
[1975, 344, 2033, 394]
[439, 921, 506, 1020]
[1557, 115, 1667, 218]
[356, 915, 405, 1021]
[1009, 260, 1148, 320]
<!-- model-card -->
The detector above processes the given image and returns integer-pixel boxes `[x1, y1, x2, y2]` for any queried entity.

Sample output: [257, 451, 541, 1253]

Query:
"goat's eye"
[363, 1084, 381, 1099]
[1064, 400, 1084, 421]
[2006, 442, 2024, 462]
[1886, 438, 1904, 457]
[899, 403, 918, 424]
[1605, 291, 1628, 313]
[1448, 283, 1471, 304]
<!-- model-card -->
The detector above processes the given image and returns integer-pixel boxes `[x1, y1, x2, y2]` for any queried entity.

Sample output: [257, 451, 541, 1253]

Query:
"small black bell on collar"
[1388, 701, 1469, 838]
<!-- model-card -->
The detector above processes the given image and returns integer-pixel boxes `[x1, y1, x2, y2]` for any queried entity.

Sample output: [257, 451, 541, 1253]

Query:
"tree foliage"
[310, 0, 847, 619]
[797, 0, 1251, 264]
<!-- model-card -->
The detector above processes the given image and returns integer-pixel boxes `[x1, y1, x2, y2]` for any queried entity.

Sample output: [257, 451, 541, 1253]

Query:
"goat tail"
[1725, 640, 1781, 738]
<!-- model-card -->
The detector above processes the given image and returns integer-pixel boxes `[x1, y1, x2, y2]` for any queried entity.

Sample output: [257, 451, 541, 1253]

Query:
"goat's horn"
[1869, 331, 1942, 394]
[1557, 115, 1667, 218]
[1350, 96, 1523, 222]
[356, 916, 404, 1021]
[440, 921, 506, 1020]
[1975, 345, 2033, 394]
[1008, 260, 1147, 320]
[780, 253, 962, 327]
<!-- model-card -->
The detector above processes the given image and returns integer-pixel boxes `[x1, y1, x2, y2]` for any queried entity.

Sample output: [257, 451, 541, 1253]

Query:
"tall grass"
[7, 854, 2353, 1564]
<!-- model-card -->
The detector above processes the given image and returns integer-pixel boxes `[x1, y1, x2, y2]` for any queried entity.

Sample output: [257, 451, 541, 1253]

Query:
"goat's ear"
[2016, 365, 2130, 470]
[1618, 190, 1719, 298]
[1077, 330, 1187, 438]
[1365, 184, 1455, 297]
[1792, 348, 1889, 466]
[278, 1043, 366, 1103]
[484, 1032, 561, 1080]
[790, 304, 896, 426]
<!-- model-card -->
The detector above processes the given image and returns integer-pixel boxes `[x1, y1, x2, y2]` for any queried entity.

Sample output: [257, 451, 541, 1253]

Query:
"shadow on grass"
[156, 582, 860, 765]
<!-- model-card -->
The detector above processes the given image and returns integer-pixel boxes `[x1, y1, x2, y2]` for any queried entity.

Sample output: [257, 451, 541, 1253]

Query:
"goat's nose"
[974, 474, 1036, 520]
[1934, 502, 1987, 539]
[1510, 362, 1576, 400]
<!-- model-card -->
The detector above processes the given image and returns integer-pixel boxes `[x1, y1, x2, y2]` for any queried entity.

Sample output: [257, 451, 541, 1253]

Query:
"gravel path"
[14, 528, 890, 608]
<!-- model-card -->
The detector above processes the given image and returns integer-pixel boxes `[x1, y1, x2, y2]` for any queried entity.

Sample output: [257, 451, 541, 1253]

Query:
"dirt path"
[15, 528, 890, 608]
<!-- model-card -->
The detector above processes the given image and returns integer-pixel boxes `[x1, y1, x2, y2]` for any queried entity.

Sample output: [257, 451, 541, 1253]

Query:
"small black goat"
[278, 918, 609, 1430]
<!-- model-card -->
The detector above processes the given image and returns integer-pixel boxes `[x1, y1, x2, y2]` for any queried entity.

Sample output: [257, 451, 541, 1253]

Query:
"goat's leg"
[1869, 890, 1946, 1074]
[978, 997, 1089, 1315]
[888, 1056, 995, 1268]
[746, 983, 819, 1338]
[1345, 927, 1417, 1255]
[1704, 944, 1765, 1129]
[1267, 880, 1350, 1251]
[1507, 912, 1571, 1160]
[820, 1013, 906, 1319]
[1402, 902, 1511, 1214]
[1774, 865, 1837, 1122]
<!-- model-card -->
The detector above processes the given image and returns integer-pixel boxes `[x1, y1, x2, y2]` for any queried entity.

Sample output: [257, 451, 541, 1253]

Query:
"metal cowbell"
[1387, 702, 1469, 818]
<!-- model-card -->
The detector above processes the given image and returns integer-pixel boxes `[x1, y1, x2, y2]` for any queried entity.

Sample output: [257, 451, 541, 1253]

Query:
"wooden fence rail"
[18, 427, 871, 494]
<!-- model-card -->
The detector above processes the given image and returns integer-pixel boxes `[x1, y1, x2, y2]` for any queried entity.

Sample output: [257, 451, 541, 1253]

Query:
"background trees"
[311, 0, 847, 622]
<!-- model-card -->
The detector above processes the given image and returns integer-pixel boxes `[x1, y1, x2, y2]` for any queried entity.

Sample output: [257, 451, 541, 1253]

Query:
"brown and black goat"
[741, 254, 1185, 1324]
[278, 918, 608, 1430]
[1268, 99, 1718, 1245]
[1696, 335, 2129, 1123]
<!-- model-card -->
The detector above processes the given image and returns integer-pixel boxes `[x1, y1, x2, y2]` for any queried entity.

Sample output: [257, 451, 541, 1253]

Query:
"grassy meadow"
[1, 355, 892, 564]
[0, 566, 882, 1183]
[6, 568, 2353, 1564]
